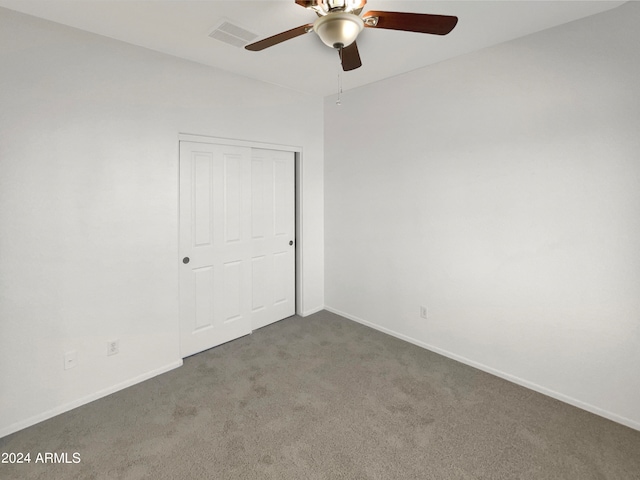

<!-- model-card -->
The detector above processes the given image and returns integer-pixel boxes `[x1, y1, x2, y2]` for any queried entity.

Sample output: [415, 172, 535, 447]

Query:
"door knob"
[289, 240, 294, 246]
[183, 257, 190, 264]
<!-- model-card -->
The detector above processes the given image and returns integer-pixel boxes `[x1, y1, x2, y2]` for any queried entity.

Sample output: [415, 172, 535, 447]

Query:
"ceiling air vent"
[208, 20, 259, 48]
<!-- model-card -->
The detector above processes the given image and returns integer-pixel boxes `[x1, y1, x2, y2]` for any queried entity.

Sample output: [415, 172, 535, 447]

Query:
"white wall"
[325, 2, 640, 429]
[0, 8, 324, 436]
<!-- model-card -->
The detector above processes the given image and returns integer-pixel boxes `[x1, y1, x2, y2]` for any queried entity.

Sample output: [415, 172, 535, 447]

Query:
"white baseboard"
[1, 360, 183, 439]
[324, 306, 640, 432]
[299, 305, 325, 317]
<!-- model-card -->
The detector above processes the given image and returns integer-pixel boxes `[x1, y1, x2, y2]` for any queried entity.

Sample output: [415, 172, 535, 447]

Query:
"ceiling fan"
[245, 0, 458, 71]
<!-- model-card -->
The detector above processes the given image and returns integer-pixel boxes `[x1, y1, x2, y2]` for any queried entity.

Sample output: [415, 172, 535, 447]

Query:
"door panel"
[194, 154, 213, 246]
[222, 260, 243, 322]
[194, 266, 214, 331]
[251, 255, 267, 312]
[251, 159, 267, 239]
[250, 148, 296, 330]
[273, 251, 289, 304]
[274, 158, 293, 236]
[179, 142, 295, 357]
[180, 143, 252, 357]
[224, 154, 243, 243]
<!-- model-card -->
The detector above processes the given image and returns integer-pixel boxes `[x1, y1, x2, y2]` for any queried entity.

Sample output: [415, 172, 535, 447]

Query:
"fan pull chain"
[336, 70, 343, 106]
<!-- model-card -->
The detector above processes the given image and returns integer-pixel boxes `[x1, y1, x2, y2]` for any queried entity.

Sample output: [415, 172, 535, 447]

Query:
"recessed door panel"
[224, 154, 242, 244]
[274, 159, 292, 237]
[193, 154, 213, 247]
[194, 266, 214, 331]
[273, 251, 289, 305]
[251, 159, 266, 239]
[223, 260, 243, 323]
[251, 256, 267, 312]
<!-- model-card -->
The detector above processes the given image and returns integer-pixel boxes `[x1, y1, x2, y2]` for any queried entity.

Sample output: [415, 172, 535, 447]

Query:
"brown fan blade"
[245, 24, 313, 51]
[339, 42, 362, 71]
[362, 11, 458, 36]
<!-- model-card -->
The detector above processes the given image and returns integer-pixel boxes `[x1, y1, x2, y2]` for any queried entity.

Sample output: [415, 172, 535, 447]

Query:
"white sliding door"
[250, 148, 296, 330]
[179, 141, 295, 357]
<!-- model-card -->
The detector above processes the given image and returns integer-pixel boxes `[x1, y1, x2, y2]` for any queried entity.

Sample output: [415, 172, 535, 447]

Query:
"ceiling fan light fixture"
[305, 0, 367, 16]
[313, 13, 364, 49]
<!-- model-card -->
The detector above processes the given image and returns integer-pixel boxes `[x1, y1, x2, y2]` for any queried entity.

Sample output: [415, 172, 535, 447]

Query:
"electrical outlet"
[107, 339, 119, 356]
[420, 305, 428, 319]
[64, 350, 77, 370]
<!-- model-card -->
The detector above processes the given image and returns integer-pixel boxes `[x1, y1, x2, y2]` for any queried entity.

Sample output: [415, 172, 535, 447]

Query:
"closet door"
[250, 148, 295, 330]
[179, 142, 295, 357]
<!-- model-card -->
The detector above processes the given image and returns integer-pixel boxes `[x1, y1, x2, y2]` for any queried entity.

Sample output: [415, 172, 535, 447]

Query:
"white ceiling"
[0, 0, 625, 97]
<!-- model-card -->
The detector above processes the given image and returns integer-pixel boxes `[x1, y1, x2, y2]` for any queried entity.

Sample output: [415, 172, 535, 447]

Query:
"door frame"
[177, 133, 305, 317]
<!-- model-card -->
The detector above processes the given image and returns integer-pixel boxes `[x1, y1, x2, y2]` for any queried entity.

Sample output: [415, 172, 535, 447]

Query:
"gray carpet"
[2, 311, 639, 479]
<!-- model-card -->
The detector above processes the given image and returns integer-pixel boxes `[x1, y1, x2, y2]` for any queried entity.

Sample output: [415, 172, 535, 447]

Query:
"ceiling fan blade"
[245, 24, 313, 51]
[362, 11, 458, 36]
[339, 42, 362, 71]
[295, 0, 315, 7]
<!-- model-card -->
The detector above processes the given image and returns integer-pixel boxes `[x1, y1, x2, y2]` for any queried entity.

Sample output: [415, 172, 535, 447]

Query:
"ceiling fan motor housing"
[313, 12, 364, 49]
[302, 0, 367, 16]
